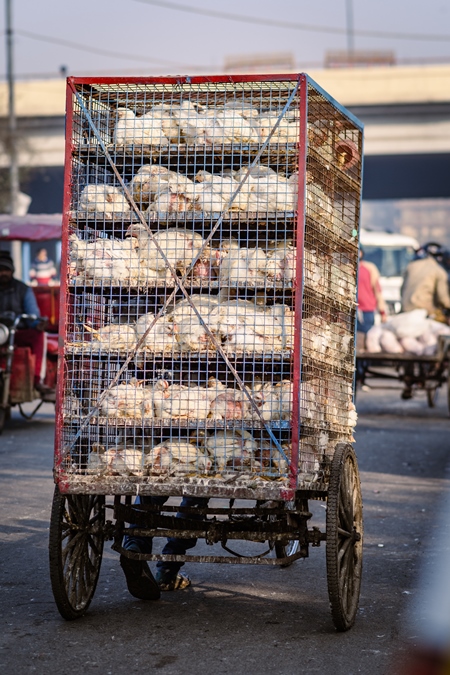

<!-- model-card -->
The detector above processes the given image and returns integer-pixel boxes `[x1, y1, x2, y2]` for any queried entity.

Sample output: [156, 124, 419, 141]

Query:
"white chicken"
[302, 317, 331, 360]
[86, 323, 137, 351]
[99, 380, 152, 418]
[303, 248, 326, 293]
[154, 383, 215, 420]
[258, 114, 299, 143]
[87, 445, 146, 476]
[130, 165, 194, 206]
[252, 380, 292, 421]
[209, 299, 293, 353]
[69, 234, 140, 284]
[114, 108, 140, 145]
[148, 187, 193, 214]
[323, 379, 357, 428]
[265, 241, 297, 284]
[168, 294, 219, 326]
[202, 429, 260, 471]
[330, 259, 356, 300]
[78, 184, 131, 218]
[208, 388, 251, 421]
[114, 108, 170, 146]
[217, 245, 267, 285]
[145, 441, 212, 474]
[135, 312, 176, 353]
[305, 176, 334, 225]
[173, 317, 214, 352]
[300, 378, 324, 423]
[127, 225, 205, 275]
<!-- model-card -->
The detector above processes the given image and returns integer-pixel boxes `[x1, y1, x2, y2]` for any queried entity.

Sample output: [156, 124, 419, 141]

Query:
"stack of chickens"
[302, 316, 353, 364]
[76, 167, 315, 219]
[113, 102, 300, 148]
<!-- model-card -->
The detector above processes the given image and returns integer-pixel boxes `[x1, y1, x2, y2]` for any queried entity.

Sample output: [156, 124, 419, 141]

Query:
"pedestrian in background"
[29, 248, 57, 286]
[401, 242, 450, 322]
[357, 246, 387, 334]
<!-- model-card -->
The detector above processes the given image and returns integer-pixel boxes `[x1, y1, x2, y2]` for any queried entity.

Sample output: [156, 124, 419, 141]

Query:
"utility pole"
[5, 0, 21, 278]
[346, 0, 355, 59]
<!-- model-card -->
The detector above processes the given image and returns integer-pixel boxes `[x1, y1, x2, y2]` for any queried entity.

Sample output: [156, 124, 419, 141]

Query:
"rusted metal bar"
[113, 545, 307, 566]
[125, 527, 303, 542]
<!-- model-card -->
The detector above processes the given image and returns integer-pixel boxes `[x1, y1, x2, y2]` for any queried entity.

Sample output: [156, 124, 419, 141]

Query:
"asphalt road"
[0, 385, 449, 675]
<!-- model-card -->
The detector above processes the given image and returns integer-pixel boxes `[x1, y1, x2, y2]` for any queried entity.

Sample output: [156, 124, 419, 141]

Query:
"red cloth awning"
[0, 214, 62, 241]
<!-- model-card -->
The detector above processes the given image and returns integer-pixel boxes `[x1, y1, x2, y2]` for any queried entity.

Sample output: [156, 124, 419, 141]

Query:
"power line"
[134, 0, 450, 43]
[15, 29, 208, 69]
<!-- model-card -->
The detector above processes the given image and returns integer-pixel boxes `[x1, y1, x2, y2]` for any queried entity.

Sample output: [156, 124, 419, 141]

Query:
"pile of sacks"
[365, 309, 450, 355]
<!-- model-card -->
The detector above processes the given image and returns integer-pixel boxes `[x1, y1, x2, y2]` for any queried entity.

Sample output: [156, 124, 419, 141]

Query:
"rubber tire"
[326, 444, 363, 632]
[49, 486, 105, 620]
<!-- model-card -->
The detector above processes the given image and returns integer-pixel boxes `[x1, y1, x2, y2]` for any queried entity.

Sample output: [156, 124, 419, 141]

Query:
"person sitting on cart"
[29, 247, 58, 286]
[120, 494, 208, 600]
[401, 242, 450, 323]
[400, 243, 450, 400]
[0, 251, 52, 395]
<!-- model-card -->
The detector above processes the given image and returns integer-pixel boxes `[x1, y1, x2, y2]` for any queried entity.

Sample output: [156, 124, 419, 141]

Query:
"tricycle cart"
[356, 335, 450, 410]
[0, 220, 61, 431]
[49, 74, 364, 630]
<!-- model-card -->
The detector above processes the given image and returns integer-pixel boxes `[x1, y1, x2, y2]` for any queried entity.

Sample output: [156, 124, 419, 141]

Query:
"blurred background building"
[0, 58, 449, 279]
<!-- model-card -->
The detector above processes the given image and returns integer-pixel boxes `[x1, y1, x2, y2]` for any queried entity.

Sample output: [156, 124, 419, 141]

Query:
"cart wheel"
[49, 486, 105, 620]
[326, 444, 363, 632]
[274, 501, 300, 567]
[447, 371, 450, 416]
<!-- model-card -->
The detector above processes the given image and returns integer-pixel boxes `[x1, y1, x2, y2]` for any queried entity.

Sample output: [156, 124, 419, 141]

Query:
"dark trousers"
[124, 495, 208, 573]
[356, 310, 375, 335]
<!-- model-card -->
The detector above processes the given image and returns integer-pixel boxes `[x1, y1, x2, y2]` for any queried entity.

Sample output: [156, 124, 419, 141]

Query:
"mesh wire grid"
[57, 76, 362, 496]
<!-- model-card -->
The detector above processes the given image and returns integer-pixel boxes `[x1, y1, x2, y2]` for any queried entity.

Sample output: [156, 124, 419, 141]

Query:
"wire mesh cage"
[55, 74, 363, 500]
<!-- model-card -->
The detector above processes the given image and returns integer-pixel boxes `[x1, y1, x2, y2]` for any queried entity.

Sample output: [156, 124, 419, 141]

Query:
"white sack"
[380, 330, 404, 354]
[365, 325, 383, 353]
[386, 309, 428, 339]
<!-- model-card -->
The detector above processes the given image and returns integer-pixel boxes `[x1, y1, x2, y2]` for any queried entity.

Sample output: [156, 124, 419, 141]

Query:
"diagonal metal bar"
[66, 81, 300, 462]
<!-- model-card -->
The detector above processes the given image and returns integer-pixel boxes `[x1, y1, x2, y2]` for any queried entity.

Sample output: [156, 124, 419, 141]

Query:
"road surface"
[0, 386, 449, 674]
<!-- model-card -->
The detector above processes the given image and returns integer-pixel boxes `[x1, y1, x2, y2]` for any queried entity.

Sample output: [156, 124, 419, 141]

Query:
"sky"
[0, 0, 449, 79]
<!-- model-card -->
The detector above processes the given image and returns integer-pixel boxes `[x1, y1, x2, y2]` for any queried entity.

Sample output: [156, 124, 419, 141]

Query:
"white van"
[360, 229, 419, 313]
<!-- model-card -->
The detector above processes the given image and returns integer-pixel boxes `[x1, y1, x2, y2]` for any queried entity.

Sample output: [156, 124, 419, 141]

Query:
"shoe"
[155, 570, 191, 591]
[401, 389, 413, 400]
[120, 551, 160, 601]
[34, 381, 55, 397]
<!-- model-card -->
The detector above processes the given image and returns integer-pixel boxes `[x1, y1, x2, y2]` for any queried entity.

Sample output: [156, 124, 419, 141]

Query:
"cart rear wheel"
[326, 444, 363, 632]
[49, 486, 105, 620]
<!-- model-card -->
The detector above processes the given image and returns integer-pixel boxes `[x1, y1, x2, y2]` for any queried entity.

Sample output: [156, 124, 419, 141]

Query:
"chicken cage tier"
[55, 74, 363, 501]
